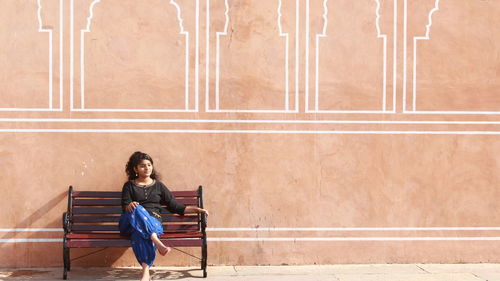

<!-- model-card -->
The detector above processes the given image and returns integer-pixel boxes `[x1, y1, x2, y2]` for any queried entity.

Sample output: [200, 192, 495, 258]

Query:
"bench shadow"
[67, 267, 205, 280]
[0, 190, 67, 240]
[1, 190, 128, 267]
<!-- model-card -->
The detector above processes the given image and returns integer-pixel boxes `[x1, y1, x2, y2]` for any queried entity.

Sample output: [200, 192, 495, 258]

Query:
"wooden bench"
[62, 185, 207, 279]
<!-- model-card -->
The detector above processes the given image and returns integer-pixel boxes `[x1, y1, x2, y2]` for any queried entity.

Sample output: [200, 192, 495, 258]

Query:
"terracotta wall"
[0, 0, 499, 267]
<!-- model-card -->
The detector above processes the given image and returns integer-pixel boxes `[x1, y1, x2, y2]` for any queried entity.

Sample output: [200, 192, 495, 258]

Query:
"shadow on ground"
[1, 267, 205, 280]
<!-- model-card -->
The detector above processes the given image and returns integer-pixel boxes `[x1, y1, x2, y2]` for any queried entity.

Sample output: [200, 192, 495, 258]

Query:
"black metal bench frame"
[62, 185, 207, 279]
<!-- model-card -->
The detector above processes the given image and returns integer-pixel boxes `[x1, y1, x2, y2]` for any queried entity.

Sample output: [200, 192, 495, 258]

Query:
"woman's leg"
[151, 233, 171, 256]
[140, 262, 150, 281]
[129, 206, 170, 256]
[131, 231, 156, 267]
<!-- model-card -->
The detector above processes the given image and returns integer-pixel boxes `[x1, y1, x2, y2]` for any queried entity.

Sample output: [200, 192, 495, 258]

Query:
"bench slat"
[164, 225, 200, 231]
[73, 198, 198, 207]
[72, 216, 121, 223]
[73, 199, 121, 206]
[72, 225, 119, 231]
[72, 191, 121, 198]
[73, 207, 122, 214]
[72, 214, 199, 223]
[67, 232, 203, 239]
[67, 239, 131, 248]
[72, 224, 200, 232]
[162, 239, 203, 247]
[73, 190, 199, 198]
[67, 238, 203, 248]
[72, 205, 200, 214]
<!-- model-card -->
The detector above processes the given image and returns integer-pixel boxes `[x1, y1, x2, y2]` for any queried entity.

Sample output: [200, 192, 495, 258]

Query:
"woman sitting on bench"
[119, 151, 209, 281]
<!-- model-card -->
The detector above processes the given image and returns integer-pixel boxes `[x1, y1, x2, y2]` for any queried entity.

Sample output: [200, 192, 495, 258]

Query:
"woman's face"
[134, 159, 153, 179]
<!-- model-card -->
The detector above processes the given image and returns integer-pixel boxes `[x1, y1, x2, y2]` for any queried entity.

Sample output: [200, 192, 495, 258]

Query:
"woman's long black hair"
[125, 151, 160, 181]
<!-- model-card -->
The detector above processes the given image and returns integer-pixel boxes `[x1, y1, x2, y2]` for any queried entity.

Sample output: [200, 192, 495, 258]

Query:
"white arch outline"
[403, 0, 499, 114]
[0, 0, 63, 112]
[208, 0, 299, 113]
[72, 0, 197, 112]
[306, 0, 396, 113]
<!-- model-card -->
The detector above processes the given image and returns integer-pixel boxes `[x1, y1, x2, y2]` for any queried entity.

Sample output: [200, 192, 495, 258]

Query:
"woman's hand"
[198, 208, 209, 217]
[126, 201, 140, 212]
[185, 206, 209, 217]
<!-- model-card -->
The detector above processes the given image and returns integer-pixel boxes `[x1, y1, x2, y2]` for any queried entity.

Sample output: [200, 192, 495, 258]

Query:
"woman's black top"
[121, 180, 186, 222]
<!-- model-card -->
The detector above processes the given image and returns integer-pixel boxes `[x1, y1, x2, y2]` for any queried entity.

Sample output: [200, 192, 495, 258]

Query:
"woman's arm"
[184, 206, 209, 216]
[159, 182, 209, 216]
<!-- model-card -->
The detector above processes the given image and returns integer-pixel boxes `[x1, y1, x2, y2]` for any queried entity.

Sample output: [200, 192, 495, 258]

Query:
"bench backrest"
[67, 186, 204, 234]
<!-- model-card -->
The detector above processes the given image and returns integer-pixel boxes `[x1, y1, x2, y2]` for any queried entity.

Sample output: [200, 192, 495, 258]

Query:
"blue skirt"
[119, 205, 164, 266]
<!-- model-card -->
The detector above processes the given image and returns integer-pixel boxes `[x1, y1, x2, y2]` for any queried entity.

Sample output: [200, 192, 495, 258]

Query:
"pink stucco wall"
[0, 0, 499, 267]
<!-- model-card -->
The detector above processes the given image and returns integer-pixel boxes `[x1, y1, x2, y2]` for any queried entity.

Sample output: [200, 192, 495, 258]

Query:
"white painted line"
[0, 108, 63, 112]
[70, 0, 75, 110]
[1, 118, 498, 124]
[407, 111, 500, 115]
[70, 109, 198, 112]
[3, 237, 500, 243]
[195, 0, 200, 111]
[0, 228, 62, 232]
[0, 239, 62, 243]
[208, 237, 500, 242]
[59, 0, 64, 110]
[207, 227, 500, 232]
[403, 0, 407, 111]
[392, 0, 397, 112]
[295, 0, 300, 112]
[0, 129, 498, 135]
[2, 227, 500, 232]
[205, 0, 211, 112]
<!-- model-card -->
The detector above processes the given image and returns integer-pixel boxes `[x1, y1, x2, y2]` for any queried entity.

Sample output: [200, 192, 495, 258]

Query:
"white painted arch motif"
[305, 0, 397, 114]
[403, 0, 500, 114]
[0, 0, 63, 112]
[70, 0, 199, 112]
[205, 0, 300, 113]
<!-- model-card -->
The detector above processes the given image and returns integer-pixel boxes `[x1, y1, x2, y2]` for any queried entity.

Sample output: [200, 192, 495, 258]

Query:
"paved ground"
[1, 264, 500, 281]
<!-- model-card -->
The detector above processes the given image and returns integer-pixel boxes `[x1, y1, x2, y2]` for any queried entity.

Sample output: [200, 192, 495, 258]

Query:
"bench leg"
[63, 244, 70, 279]
[202, 238, 208, 278]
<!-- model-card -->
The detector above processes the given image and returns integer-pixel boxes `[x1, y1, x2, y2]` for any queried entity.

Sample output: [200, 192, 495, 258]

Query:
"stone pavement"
[1, 264, 500, 281]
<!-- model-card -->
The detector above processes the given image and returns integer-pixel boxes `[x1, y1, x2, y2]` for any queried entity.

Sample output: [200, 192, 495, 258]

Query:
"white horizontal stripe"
[3, 237, 500, 243]
[208, 237, 500, 242]
[2, 227, 500, 232]
[207, 227, 500, 231]
[70, 109, 198, 112]
[408, 110, 500, 115]
[0, 108, 62, 112]
[0, 228, 62, 232]
[0, 118, 498, 125]
[0, 129, 498, 135]
[0, 238, 62, 243]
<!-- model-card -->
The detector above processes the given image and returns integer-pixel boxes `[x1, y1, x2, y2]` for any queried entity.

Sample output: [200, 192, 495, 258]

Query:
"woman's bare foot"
[150, 233, 171, 256]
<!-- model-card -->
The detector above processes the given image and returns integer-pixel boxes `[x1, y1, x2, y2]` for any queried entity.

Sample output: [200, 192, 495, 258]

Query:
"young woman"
[119, 151, 209, 281]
